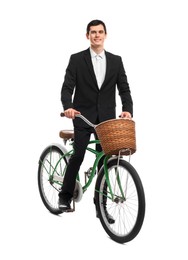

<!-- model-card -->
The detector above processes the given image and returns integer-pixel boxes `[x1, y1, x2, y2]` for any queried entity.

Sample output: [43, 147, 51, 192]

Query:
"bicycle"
[38, 113, 145, 243]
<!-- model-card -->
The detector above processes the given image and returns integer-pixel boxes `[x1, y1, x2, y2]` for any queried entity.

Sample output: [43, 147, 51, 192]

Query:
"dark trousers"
[59, 126, 103, 200]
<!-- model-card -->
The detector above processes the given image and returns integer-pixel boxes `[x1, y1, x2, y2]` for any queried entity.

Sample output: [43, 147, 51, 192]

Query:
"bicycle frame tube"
[82, 139, 104, 191]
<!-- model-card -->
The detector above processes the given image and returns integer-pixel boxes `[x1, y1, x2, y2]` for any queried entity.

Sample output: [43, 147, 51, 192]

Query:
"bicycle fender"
[38, 143, 70, 162]
[97, 156, 120, 176]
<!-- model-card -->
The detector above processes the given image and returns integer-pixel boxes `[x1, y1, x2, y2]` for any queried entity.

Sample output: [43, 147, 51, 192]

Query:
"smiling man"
[59, 20, 133, 218]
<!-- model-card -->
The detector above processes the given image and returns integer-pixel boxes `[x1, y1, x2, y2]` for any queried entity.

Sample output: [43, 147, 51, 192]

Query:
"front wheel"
[38, 145, 68, 214]
[95, 158, 145, 243]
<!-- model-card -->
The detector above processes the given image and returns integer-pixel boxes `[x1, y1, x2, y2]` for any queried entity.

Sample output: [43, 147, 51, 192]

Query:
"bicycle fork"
[103, 154, 128, 202]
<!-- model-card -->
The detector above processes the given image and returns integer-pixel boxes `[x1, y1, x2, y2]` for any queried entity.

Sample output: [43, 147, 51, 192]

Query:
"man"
[59, 20, 133, 217]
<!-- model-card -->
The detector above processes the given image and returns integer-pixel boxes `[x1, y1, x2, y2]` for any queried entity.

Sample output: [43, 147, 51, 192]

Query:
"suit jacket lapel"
[100, 51, 111, 90]
[84, 49, 98, 89]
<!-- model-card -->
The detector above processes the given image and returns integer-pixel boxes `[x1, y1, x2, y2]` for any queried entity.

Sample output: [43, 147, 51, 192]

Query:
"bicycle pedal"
[65, 208, 75, 213]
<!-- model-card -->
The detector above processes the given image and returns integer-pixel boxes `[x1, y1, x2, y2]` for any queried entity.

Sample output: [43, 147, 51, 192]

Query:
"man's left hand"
[120, 111, 132, 119]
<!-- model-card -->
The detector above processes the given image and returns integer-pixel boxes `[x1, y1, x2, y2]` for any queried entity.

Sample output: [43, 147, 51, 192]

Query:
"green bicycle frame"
[41, 139, 125, 201]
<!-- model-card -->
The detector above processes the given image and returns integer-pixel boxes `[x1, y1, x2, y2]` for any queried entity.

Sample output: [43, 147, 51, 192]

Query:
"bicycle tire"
[38, 145, 68, 215]
[95, 158, 145, 243]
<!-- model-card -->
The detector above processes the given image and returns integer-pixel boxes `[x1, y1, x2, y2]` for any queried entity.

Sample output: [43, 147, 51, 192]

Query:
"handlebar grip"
[60, 112, 96, 128]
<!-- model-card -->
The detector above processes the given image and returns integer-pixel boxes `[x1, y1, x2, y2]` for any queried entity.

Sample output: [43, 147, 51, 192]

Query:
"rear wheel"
[95, 158, 145, 243]
[38, 145, 68, 214]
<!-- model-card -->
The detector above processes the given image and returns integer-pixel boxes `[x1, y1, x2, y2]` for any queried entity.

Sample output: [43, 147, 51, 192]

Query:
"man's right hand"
[64, 108, 81, 119]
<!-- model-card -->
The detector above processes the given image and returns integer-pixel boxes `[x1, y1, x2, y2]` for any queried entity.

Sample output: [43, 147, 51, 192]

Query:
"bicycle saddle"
[59, 130, 74, 140]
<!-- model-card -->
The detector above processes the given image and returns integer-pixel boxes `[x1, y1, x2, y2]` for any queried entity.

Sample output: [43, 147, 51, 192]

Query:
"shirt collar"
[90, 48, 105, 59]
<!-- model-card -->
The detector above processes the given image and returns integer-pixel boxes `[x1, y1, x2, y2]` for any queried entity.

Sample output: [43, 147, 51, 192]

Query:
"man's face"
[86, 24, 107, 48]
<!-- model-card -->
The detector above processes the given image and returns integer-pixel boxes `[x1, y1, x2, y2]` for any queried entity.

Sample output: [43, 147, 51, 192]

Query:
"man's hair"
[86, 20, 107, 34]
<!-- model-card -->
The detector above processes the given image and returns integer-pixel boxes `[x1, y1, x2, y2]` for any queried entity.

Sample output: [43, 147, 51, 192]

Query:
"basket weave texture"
[95, 118, 136, 156]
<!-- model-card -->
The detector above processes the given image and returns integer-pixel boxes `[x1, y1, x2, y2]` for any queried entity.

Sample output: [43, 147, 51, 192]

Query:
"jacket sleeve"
[61, 55, 76, 110]
[117, 57, 133, 116]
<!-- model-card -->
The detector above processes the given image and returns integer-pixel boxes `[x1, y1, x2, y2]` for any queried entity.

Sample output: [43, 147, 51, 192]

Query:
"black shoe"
[58, 197, 71, 212]
[96, 211, 115, 224]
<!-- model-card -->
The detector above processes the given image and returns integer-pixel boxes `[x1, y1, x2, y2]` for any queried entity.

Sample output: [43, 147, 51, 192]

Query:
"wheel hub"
[114, 196, 125, 203]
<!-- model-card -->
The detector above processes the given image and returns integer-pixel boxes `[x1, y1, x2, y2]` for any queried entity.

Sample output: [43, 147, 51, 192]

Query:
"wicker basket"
[95, 118, 136, 156]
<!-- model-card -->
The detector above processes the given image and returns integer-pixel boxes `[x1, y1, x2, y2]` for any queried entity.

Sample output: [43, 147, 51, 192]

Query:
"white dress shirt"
[90, 48, 106, 88]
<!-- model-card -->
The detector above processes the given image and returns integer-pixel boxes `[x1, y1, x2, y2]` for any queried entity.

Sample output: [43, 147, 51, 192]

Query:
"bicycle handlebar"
[60, 112, 132, 128]
[60, 112, 96, 128]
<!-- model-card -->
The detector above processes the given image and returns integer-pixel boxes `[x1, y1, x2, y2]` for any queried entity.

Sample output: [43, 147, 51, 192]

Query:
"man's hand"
[64, 108, 81, 119]
[120, 111, 132, 119]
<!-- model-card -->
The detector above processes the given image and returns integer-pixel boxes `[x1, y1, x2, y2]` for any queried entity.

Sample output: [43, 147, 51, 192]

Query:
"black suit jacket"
[61, 48, 133, 127]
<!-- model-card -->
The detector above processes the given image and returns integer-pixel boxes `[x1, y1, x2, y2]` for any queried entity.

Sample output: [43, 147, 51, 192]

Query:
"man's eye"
[90, 30, 104, 34]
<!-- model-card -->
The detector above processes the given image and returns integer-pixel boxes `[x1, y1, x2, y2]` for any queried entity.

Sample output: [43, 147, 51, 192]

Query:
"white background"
[0, 0, 188, 259]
